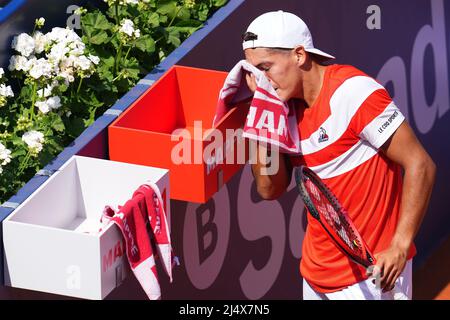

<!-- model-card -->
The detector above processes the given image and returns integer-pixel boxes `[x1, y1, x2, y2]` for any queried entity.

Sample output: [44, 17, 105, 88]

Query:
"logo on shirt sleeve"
[318, 127, 329, 143]
[378, 110, 399, 134]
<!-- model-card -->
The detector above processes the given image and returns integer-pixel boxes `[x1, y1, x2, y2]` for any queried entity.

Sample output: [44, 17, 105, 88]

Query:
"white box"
[2, 155, 170, 300]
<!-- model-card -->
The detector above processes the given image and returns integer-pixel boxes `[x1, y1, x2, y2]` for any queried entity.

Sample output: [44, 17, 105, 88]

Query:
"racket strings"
[305, 178, 363, 256]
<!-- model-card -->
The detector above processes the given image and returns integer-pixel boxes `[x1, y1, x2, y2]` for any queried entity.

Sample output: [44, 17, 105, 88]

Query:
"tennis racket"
[295, 165, 408, 300]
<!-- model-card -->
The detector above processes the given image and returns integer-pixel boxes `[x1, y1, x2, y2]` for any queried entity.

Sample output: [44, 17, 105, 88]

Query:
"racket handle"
[367, 265, 409, 300]
[368, 274, 409, 300]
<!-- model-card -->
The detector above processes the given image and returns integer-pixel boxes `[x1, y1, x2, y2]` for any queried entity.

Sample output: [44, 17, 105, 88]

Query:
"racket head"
[294, 166, 375, 269]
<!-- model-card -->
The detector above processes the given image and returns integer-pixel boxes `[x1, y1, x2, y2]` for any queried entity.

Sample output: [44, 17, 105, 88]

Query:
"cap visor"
[305, 48, 335, 60]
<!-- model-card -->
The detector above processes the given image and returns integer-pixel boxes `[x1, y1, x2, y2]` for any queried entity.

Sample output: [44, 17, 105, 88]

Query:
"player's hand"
[370, 244, 408, 293]
[245, 72, 257, 93]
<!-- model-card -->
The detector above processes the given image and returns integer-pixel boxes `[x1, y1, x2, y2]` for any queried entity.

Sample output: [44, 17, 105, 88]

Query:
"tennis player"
[244, 11, 436, 300]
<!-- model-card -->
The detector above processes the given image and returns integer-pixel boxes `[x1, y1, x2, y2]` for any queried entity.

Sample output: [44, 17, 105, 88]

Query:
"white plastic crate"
[2, 155, 170, 300]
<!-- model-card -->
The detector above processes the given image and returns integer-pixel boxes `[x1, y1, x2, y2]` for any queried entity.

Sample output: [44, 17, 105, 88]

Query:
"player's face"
[244, 47, 302, 102]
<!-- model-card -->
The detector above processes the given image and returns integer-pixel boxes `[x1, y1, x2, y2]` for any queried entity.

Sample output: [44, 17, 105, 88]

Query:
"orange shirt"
[290, 64, 416, 293]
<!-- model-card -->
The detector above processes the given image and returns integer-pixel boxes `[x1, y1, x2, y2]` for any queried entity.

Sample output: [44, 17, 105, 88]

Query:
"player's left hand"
[370, 244, 408, 293]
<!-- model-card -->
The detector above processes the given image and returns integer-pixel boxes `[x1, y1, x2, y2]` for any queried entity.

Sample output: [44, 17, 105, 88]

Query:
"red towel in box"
[102, 182, 175, 300]
[213, 60, 300, 154]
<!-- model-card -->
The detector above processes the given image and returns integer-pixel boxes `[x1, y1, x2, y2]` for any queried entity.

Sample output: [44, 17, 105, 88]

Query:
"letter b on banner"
[183, 186, 230, 290]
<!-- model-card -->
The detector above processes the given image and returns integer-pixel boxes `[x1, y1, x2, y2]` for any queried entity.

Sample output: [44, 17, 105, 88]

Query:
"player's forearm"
[251, 144, 291, 200]
[391, 155, 436, 251]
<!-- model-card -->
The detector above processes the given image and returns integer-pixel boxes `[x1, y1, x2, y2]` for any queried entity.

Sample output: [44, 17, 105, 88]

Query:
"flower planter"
[2, 155, 169, 300]
[108, 65, 250, 203]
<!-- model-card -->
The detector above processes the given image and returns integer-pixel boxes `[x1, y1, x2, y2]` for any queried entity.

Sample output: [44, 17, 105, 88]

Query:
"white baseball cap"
[242, 10, 335, 60]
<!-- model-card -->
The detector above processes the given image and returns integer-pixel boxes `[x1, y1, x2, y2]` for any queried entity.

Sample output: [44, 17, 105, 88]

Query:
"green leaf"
[81, 11, 112, 43]
[82, 11, 111, 31]
[120, 57, 141, 81]
[133, 35, 156, 53]
[37, 148, 55, 165]
[213, 0, 228, 7]
[51, 116, 65, 132]
[148, 12, 160, 27]
[157, 1, 177, 18]
[65, 117, 86, 139]
[89, 31, 109, 45]
[11, 149, 26, 158]
[158, 14, 168, 24]
[177, 7, 191, 21]
[197, 3, 210, 21]
[167, 28, 181, 47]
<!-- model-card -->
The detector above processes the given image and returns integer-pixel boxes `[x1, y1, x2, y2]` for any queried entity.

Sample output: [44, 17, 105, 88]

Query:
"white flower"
[48, 42, 70, 63]
[47, 96, 61, 110]
[0, 84, 14, 98]
[12, 33, 36, 57]
[36, 96, 61, 114]
[119, 19, 141, 41]
[22, 130, 45, 153]
[0, 68, 4, 79]
[75, 55, 93, 71]
[88, 54, 100, 65]
[0, 142, 12, 173]
[38, 84, 54, 98]
[35, 100, 50, 114]
[33, 31, 48, 54]
[120, 19, 135, 37]
[119, 19, 141, 39]
[9, 55, 29, 72]
[28, 58, 53, 79]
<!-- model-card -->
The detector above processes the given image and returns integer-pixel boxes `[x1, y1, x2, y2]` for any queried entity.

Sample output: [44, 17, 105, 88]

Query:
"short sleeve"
[351, 87, 405, 149]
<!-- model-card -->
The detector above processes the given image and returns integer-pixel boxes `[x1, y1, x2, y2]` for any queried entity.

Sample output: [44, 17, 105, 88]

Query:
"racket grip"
[369, 274, 409, 300]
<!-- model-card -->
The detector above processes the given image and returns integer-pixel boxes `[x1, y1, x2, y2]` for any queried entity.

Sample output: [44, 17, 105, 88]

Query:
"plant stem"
[30, 81, 37, 121]
[124, 46, 132, 61]
[17, 150, 31, 176]
[77, 77, 84, 94]
[114, 0, 120, 26]
[168, 6, 183, 28]
[114, 43, 123, 78]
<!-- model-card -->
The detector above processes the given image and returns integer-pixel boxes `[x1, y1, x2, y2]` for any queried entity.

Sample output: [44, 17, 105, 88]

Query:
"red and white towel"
[102, 182, 175, 300]
[213, 60, 300, 154]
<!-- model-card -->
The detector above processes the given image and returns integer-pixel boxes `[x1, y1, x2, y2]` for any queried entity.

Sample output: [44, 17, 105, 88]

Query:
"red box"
[108, 65, 250, 203]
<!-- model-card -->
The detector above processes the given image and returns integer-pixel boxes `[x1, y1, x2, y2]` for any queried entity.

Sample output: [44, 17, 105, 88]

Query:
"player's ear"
[294, 46, 307, 67]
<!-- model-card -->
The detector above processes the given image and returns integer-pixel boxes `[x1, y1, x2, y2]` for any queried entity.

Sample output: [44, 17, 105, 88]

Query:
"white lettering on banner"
[237, 165, 285, 300]
[377, 0, 449, 134]
[246, 106, 257, 127]
[411, 0, 449, 134]
[66, 5, 81, 30]
[366, 5, 382, 30]
[183, 185, 230, 290]
[181, 164, 306, 298]
[366, 4, 381, 30]
[171, 128, 192, 165]
[66, 265, 81, 290]
[204, 129, 243, 175]
[246, 106, 288, 136]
